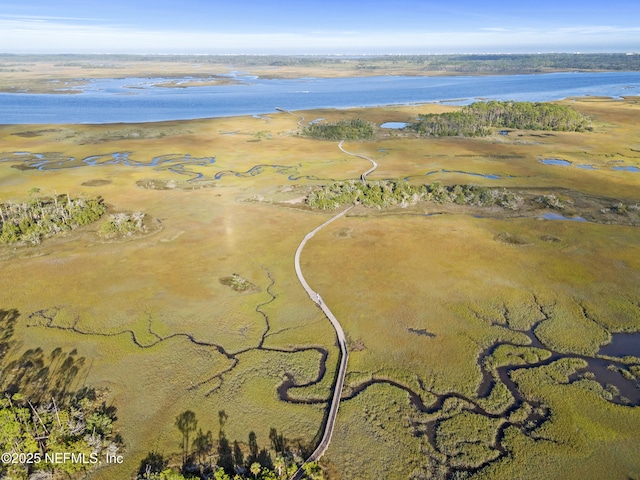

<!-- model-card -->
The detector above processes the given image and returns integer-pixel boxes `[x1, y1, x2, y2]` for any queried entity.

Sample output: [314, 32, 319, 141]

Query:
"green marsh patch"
[219, 274, 261, 293]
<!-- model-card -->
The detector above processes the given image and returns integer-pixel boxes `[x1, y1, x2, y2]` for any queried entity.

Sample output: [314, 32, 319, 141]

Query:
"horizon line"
[1, 51, 639, 56]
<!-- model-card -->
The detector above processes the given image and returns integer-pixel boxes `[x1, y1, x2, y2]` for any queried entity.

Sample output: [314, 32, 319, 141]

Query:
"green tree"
[159, 469, 188, 480]
[273, 455, 286, 478]
[214, 467, 231, 480]
[250, 462, 261, 479]
[302, 461, 324, 479]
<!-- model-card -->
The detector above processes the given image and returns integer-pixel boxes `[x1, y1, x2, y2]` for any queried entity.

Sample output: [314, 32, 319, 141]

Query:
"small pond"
[539, 158, 571, 166]
[541, 213, 587, 222]
[380, 122, 408, 129]
[612, 165, 640, 172]
[539, 159, 638, 173]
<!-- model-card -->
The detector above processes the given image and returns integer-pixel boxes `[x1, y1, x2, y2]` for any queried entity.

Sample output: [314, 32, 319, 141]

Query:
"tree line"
[409, 100, 591, 137]
[415, 53, 640, 73]
[4, 53, 639, 74]
[306, 179, 523, 210]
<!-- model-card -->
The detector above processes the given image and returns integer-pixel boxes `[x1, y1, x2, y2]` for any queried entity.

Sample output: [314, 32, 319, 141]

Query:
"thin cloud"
[0, 13, 106, 23]
[555, 25, 640, 35]
[0, 17, 638, 54]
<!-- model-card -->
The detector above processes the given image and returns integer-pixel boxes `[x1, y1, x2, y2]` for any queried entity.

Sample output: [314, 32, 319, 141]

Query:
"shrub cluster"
[99, 211, 147, 237]
[535, 194, 565, 210]
[219, 274, 258, 293]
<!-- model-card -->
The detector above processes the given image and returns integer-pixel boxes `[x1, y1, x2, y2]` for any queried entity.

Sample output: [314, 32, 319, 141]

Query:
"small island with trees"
[0, 189, 151, 246]
[408, 100, 591, 137]
[305, 180, 523, 210]
[302, 119, 376, 141]
[0, 189, 106, 245]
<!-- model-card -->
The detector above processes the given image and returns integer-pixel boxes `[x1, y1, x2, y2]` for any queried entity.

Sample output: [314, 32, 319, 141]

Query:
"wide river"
[1, 71, 639, 124]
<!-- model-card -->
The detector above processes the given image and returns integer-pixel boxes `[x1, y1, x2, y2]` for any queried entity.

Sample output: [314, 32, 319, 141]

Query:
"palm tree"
[273, 455, 286, 478]
[250, 462, 261, 479]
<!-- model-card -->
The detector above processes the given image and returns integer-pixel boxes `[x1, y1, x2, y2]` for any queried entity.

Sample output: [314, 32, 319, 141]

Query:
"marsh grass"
[326, 383, 426, 479]
[0, 98, 638, 479]
[435, 411, 504, 469]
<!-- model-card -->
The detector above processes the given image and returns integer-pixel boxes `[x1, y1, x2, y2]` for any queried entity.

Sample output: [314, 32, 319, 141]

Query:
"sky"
[1, 0, 640, 54]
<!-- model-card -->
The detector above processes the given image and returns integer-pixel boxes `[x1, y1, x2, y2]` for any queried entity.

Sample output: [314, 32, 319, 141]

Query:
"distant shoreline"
[1, 52, 639, 95]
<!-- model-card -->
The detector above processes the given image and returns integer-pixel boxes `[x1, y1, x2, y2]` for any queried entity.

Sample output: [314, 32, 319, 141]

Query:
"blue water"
[540, 159, 639, 172]
[540, 158, 572, 166]
[612, 165, 640, 172]
[599, 332, 640, 358]
[441, 169, 502, 179]
[1, 71, 639, 124]
[380, 122, 408, 129]
[541, 213, 587, 222]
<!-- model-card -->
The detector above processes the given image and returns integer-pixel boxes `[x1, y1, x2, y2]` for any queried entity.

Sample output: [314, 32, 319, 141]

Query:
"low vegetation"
[435, 411, 503, 469]
[409, 101, 590, 137]
[302, 119, 375, 141]
[0, 189, 106, 245]
[534, 194, 566, 210]
[306, 179, 523, 210]
[99, 211, 147, 238]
